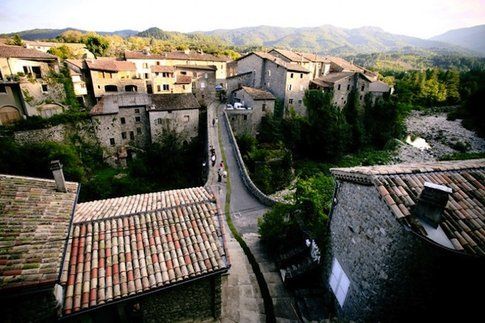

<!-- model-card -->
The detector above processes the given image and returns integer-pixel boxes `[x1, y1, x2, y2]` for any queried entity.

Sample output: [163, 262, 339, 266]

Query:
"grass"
[439, 151, 485, 161]
[218, 114, 276, 323]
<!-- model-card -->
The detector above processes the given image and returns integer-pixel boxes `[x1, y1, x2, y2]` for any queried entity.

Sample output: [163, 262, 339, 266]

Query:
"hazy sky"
[1, 0, 484, 38]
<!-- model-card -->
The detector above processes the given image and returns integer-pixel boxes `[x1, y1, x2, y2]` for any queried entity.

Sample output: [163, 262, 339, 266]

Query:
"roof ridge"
[74, 197, 216, 225]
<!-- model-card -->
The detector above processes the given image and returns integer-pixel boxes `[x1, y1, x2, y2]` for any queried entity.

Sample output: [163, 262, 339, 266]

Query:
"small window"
[41, 84, 48, 93]
[298, 99, 302, 105]
[183, 85, 186, 90]
[121, 132, 127, 139]
[157, 85, 161, 92]
[157, 61, 160, 65]
[0, 84, 6, 94]
[136, 127, 142, 134]
[300, 73, 303, 78]
[193, 72, 197, 77]
[347, 84, 350, 91]
[243, 115, 248, 120]
[143, 63, 148, 68]
[23, 66, 29, 74]
[135, 116, 141, 123]
[289, 99, 293, 104]
[200, 82, 206, 89]
[129, 131, 135, 140]
[361, 85, 365, 91]
[267, 70, 271, 76]
[290, 73, 294, 78]
[267, 82, 270, 88]
[360, 95, 363, 100]
[157, 118, 163, 125]
[262, 104, 266, 112]
[183, 115, 190, 122]
[288, 84, 292, 91]
[109, 138, 115, 146]
[144, 73, 149, 79]
[135, 108, 140, 113]
[163, 84, 169, 91]
[337, 84, 341, 91]
[180, 71, 187, 75]
[329, 258, 350, 307]
[120, 117, 126, 124]
[204, 73, 208, 79]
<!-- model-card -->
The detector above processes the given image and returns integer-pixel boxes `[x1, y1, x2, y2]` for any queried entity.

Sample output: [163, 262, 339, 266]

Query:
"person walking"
[211, 154, 216, 167]
[217, 167, 222, 182]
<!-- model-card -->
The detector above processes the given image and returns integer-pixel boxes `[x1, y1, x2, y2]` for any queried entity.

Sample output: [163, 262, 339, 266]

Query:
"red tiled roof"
[150, 65, 175, 73]
[331, 159, 485, 256]
[239, 86, 275, 100]
[175, 64, 217, 71]
[86, 59, 136, 72]
[0, 174, 79, 290]
[269, 48, 310, 63]
[61, 187, 228, 315]
[0, 45, 57, 60]
[125, 50, 230, 62]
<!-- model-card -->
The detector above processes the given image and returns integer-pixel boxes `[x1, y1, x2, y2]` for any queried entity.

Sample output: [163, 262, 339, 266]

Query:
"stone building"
[124, 50, 230, 83]
[0, 45, 67, 124]
[148, 93, 201, 142]
[0, 166, 79, 322]
[325, 160, 485, 322]
[228, 86, 275, 135]
[175, 65, 216, 106]
[235, 51, 311, 115]
[86, 58, 146, 100]
[61, 187, 229, 322]
[90, 92, 201, 164]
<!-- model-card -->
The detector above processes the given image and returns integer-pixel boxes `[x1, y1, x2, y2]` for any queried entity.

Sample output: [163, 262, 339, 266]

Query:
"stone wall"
[226, 72, 254, 94]
[141, 275, 222, 322]
[325, 180, 484, 322]
[222, 110, 278, 206]
[148, 108, 199, 143]
[284, 71, 310, 116]
[14, 124, 66, 144]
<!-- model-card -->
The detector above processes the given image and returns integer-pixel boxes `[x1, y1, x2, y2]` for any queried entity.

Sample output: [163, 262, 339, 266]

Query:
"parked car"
[226, 104, 233, 110]
[234, 102, 244, 109]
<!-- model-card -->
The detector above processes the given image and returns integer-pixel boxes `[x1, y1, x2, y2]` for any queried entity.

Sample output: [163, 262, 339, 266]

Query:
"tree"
[344, 89, 365, 152]
[444, 69, 460, 104]
[8, 34, 24, 46]
[84, 34, 109, 57]
[48, 45, 75, 59]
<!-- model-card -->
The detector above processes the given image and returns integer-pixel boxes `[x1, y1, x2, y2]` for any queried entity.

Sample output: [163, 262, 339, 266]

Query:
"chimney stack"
[414, 182, 452, 228]
[50, 160, 67, 192]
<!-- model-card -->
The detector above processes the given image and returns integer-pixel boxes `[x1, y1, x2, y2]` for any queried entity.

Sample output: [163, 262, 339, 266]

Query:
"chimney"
[414, 182, 452, 228]
[50, 160, 67, 192]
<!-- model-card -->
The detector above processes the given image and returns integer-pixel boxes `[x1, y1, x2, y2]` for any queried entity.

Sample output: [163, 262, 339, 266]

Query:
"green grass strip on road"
[217, 115, 276, 323]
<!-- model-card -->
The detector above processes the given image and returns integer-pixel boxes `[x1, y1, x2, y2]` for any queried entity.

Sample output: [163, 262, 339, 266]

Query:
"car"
[234, 102, 244, 109]
[226, 104, 233, 110]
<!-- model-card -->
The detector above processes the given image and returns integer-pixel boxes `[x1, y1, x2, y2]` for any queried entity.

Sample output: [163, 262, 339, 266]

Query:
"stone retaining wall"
[14, 124, 66, 144]
[222, 110, 279, 206]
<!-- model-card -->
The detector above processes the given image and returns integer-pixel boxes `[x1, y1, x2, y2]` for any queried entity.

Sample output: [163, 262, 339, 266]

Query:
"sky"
[0, 0, 484, 38]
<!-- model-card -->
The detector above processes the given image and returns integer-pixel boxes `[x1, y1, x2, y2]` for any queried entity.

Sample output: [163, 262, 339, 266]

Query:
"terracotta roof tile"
[0, 174, 78, 290]
[125, 50, 230, 62]
[239, 86, 276, 100]
[241, 52, 310, 73]
[62, 187, 228, 315]
[332, 159, 485, 256]
[150, 65, 175, 73]
[86, 59, 136, 72]
[0, 45, 57, 60]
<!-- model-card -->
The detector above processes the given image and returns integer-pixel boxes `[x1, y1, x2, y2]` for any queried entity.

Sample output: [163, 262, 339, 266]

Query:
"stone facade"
[175, 66, 216, 107]
[0, 83, 24, 125]
[225, 71, 254, 94]
[148, 107, 199, 142]
[14, 124, 66, 143]
[325, 180, 483, 322]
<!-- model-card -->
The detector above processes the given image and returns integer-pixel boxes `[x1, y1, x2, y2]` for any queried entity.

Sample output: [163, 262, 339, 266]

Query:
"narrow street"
[207, 102, 300, 322]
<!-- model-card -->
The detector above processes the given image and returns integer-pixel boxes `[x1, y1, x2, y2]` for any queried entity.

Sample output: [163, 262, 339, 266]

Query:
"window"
[121, 117, 126, 124]
[267, 82, 270, 88]
[360, 95, 363, 100]
[289, 99, 293, 104]
[162, 72, 169, 78]
[337, 84, 341, 90]
[32, 66, 42, 79]
[180, 71, 187, 75]
[104, 85, 118, 92]
[290, 73, 294, 78]
[109, 138, 115, 146]
[193, 72, 197, 77]
[262, 104, 266, 112]
[157, 118, 163, 124]
[288, 84, 292, 91]
[163, 84, 169, 91]
[143, 63, 148, 68]
[0, 69, 3, 80]
[144, 73, 149, 79]
[157, 85, 161, 92]
[135, 108, 140, 114]
[0, 84, 6, 94]
[347, 84, 350, 91]
[298, 99, 302, 105]
[267, 70, 271, 77]
[156, 61, 160, 65]
[121, 132, 127, 139]
[41, 84, 48, 93]
[361, 85, 365, 91]
[183, 85, 186, 90]
[204, 73, 208, 79]
[130, 131, 135, 140]
[243, 115, 248, 120]
[329, 258, 350, 307]
[300, 73, 303, 78]
[136, 127, 142, 134]
[200, 82, 206, 89]
[135, 116, 141, 123]
[23, 66, 29, 75]
[183, 115, 190, 122]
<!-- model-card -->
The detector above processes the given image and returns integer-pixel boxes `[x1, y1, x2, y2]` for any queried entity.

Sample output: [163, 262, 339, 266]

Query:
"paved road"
[211, 103, 301, 323]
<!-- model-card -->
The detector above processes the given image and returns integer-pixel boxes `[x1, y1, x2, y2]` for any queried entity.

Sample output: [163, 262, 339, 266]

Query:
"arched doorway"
[125, 85, 138, 92]
[0, 106, 21, 125]
[38, 103, 64, 118]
